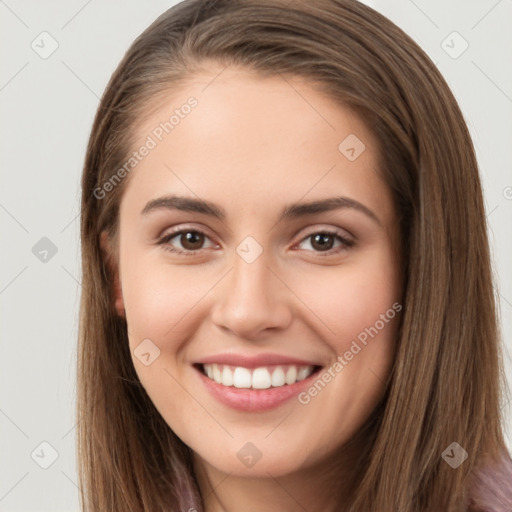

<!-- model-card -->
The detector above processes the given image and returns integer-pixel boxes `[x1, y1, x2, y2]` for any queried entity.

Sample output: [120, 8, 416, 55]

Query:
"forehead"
[120, 67, 392, 224]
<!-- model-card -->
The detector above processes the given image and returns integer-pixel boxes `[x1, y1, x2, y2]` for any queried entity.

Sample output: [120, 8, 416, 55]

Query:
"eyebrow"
[141, 195, 382, 226]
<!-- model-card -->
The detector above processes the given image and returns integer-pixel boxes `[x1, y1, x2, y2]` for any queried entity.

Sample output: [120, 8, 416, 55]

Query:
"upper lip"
[196, 352, 323, 369]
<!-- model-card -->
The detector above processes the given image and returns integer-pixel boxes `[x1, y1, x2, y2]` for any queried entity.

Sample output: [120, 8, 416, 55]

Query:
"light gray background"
[1, 0, 511, 510]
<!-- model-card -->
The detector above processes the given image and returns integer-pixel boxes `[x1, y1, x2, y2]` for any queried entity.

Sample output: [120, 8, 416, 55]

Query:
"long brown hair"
[77, 0, 510, 510]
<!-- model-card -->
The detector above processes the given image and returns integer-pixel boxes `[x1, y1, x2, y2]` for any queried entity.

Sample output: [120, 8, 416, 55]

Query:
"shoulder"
[466, 449, 512, 512]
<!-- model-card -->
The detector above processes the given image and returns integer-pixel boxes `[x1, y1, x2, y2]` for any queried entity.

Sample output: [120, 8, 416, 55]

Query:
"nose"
[209, 248, 293, 339]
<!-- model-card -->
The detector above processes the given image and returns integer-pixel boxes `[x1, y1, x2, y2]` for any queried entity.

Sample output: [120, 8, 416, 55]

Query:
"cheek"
[118, 253, 210, 430]
[289, 252, 400, 348]
[287, 266, 399, 465]
[287, 248, 400, 408]
[121, 254, 216, 344]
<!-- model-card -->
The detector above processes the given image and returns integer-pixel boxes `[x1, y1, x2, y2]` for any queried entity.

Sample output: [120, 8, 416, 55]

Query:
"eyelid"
[158, 223, 216, 241]
[157, 224, 220, 251]
[159, 223, 353, 241]
[292, 227, 354, 256]
[297, 224, 354, 242]
[157, 223, 355, 256]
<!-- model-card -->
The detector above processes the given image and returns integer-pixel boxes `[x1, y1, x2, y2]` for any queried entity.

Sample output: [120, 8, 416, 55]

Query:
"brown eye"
[180, 231, 205, 250]
[310, 233, 336, 251]
[159, 229, 216, 255]
[296, 230, 354, 256]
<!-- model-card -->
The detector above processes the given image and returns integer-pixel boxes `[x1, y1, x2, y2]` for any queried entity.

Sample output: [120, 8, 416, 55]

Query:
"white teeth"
[202, 363, 316, 389]
[252, 368, 271, 389]
[271, 366, 285, 387]
[233, 367, 252, 388]
[212, 364, 222, 384]
[297, 367, 312, 381]
[222, 366, 233, 386]
[285, 366, 297, 385]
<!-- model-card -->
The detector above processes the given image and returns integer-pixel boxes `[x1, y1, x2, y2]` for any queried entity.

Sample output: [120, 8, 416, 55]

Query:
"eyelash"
[157, 226, 354, 257]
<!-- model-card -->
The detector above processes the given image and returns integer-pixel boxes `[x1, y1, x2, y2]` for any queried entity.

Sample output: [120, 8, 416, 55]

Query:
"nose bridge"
[228, 233, 275, 298]
[210, 238, 292, 337]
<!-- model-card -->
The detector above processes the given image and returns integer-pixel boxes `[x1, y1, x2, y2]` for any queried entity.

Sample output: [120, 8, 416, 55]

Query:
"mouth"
[192, 361, 324, 412]
[194, 362, 323, 389]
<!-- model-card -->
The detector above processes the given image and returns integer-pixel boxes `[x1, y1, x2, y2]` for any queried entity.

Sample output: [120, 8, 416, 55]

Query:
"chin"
[192, 436, 328, 479]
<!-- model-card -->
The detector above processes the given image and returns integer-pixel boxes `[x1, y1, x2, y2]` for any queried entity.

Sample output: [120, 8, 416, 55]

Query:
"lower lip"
[195, 366, 321, 412]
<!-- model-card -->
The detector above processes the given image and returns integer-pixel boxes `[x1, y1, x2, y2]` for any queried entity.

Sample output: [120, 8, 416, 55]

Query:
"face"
[103, 66, 402, 479]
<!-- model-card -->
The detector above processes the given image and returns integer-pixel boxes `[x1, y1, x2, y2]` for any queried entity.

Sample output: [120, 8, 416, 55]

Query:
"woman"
[77, 0, 512, 510]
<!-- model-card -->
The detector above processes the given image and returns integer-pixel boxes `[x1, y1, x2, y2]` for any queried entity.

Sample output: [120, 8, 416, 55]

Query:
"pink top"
[179, 450, 512, 511]
[467, 451, 512, 511]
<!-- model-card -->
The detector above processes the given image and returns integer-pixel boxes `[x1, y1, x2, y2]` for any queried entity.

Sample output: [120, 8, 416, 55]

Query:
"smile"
[193, 356, 324, 412]
[201, 363, 318, 389]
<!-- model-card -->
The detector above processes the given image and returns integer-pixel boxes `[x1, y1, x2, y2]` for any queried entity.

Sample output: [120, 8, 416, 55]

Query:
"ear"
[100, 231, 125, 318]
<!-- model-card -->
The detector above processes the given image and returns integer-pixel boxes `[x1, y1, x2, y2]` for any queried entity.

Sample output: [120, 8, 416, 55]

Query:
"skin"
[102, 65, 403, 512]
